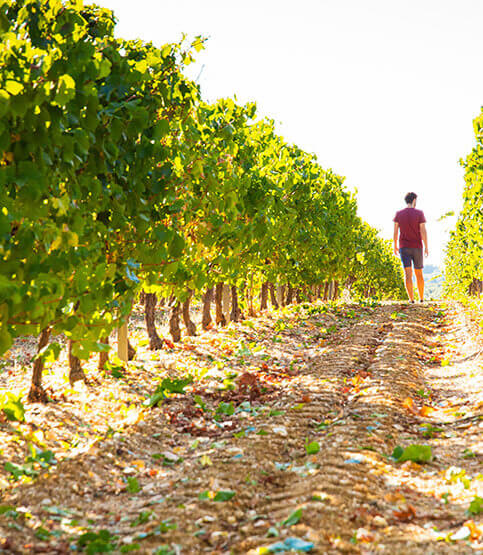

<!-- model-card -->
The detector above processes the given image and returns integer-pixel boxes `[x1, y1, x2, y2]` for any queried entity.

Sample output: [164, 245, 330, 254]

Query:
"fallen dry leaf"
[420, 405, 436, 417]
[402, 397, 419, 415]
[463, 519, 482, 540]
[393, 504, 417, 522]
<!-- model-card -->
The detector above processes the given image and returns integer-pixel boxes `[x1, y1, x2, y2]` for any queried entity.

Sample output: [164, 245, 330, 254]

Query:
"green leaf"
[213, 490, 236, 502]
[168, 233, 185, 258]
[54, 74, 76, 106]
[4, 461, 30, 480]
[282, 508, 302, 527]
[468, 496, 482, 515]
[192, 159, 204, 179]
[77, 529, 117, 552]
[5, 80, 23, 96]
[34, 527, 52, 541]
[153, 119, 169, 139]
[194, 395, 206, 411]
[160, 376, 193, 394]
[216, 401, 235, 416]
[145, 376, 194, 407]
[127, 476, 140, 493]
[105, 362, 125, 379]
[305, 441, 320, 455]
[153, 546, 175, 555]
[0, 505, 17, 516]
[36, 342, 62, 364]
[120, 545, 141, 553]
[192, 37, 205, 52]
[0, 90, 9, 119]
[155, 519, 177, 533]
[392, 444, 432, 463]
[130, 510, 152, 527]
[98, 58, 112, 79]
[27, 448, 56, 467]
[1, 393, 25, 422]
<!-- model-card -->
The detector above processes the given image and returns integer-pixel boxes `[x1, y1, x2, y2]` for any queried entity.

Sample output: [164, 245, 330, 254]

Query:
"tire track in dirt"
[224, 305, 420, 553]
[151, 303, 478, 554]
[134, 304, 420, 553]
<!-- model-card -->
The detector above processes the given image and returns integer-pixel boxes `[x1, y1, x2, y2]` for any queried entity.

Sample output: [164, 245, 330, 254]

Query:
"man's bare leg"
[404, 267, 414, 302]
[414, 268, 424, 301]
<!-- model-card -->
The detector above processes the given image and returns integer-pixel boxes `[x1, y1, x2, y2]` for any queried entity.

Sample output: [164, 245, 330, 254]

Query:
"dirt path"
[0, 302, 481, 553]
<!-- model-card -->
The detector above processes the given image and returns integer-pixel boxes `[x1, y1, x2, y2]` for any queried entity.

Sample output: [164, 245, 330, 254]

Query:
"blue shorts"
[400, 247, 423, 270]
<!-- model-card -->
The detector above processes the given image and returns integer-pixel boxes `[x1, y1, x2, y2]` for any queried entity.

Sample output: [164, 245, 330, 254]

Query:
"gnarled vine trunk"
[69, 339, 86, 385]
[307, 286, 314, 302]
[215, 283, 226, 326]
[182, 290, 196, 336]
[469, 278, 483, 296]
[279, 285, 286, 306]
[260, 281, 269, 310]
[230, 285, 243, 322]
[202, 287, 213, 330]
[247, 274, 256, 317]
[139, 290, 146, 305]
[333, 281, 339, 300]
[286, 284, 294, 305]
[169, 302, 181, 342]
[269, 283, 279, 309]
[98, 336, 109, 371]
[28, 328, 51, 403]
[144, 292, 163, 349]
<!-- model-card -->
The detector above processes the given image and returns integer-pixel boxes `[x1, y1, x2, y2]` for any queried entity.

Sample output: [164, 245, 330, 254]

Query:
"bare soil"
[0, 301, 482, 554]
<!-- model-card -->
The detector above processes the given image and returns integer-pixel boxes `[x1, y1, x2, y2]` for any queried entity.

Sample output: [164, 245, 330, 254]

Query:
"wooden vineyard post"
[215, 283, 226, 326]
[222, 283, 231, 323]
[276, 285, 283, 307]
[118, 322, 128, 363]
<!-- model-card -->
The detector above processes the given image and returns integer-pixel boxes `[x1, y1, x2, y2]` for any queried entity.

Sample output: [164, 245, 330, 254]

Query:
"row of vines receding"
[0, 0, 405, 402]
[444, 107, 483, 301]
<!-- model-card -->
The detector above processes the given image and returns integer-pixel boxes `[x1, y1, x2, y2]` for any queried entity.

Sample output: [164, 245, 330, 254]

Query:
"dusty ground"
[0, 300, 482, 554]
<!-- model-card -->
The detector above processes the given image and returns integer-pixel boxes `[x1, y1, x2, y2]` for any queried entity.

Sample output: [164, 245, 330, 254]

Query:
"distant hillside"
[423, 265, 444, 299]
[424, 264, 439, 274]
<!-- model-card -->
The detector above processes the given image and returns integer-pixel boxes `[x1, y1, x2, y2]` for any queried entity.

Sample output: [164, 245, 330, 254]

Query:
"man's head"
[405, 192, 417, 206]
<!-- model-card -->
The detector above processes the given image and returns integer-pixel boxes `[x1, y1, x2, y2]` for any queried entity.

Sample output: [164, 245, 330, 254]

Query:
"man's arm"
[393, 222, 399, 256]
[420, 222, 428, 257]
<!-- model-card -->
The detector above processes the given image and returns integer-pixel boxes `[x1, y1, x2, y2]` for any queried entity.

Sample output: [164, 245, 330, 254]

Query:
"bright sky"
[92, 0, 483, 266]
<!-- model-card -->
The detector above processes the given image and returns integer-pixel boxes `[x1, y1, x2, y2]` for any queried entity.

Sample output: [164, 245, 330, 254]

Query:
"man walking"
[393, 192, 429, 302]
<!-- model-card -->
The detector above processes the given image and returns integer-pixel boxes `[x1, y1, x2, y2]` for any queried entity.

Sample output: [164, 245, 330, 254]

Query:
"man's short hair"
[405, 192, 417, 204]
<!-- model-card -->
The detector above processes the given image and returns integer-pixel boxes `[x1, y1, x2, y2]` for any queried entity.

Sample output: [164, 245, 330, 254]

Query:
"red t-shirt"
[393, 207, 426, 248]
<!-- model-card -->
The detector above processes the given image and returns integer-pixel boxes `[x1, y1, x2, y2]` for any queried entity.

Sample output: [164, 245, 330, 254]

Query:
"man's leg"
[404, 267, 414, 302]
[414, 268, 424, 301]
